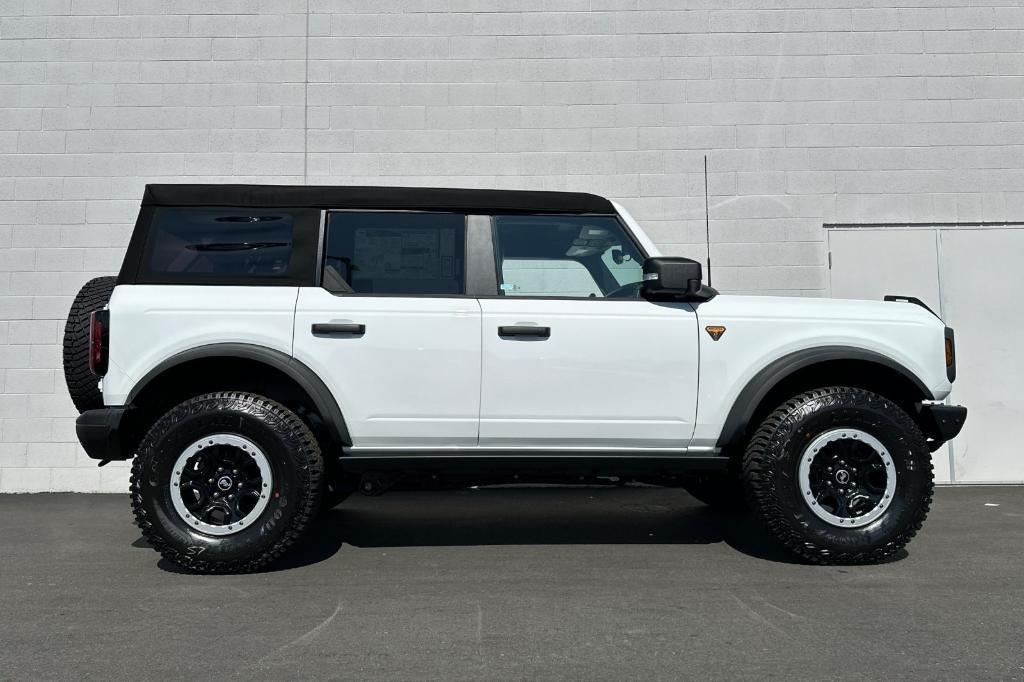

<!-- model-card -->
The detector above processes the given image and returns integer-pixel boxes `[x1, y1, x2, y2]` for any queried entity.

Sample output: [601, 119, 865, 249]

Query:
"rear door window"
[141, 207, 319, 285]
[322, 212, 467, 295]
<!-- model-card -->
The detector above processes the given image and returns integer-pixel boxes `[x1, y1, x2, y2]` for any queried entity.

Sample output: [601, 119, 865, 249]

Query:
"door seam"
[475, 297, 484, 446]
[290, 287, 300, 356]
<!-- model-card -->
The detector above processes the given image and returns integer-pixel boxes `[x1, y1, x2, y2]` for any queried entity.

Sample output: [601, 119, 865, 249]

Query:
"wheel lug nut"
[233, 469, 239, 475]
[208, 478, 214, 484]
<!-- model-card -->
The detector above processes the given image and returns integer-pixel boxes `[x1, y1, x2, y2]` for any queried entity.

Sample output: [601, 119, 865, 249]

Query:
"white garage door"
[828, 225, 1024, 484]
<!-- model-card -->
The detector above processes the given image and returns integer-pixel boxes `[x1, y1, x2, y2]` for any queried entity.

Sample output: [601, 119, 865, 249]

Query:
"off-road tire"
[130, 392, 323, 574]
[680, 472, 748, 513]
[742, 386, 933, 565]
[62, 276, 116, 413]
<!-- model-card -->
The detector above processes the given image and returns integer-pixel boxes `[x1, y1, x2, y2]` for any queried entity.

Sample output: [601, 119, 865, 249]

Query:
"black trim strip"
[142, 184, 615, 215]
[126, 343, 351, 445]
[465, 215, 498, 296]
[336, 455, 729, 474]
[716, 346, 934, 448]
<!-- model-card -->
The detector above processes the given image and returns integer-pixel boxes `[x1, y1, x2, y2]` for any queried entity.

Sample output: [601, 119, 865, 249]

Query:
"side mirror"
[641, 257, 717, 302]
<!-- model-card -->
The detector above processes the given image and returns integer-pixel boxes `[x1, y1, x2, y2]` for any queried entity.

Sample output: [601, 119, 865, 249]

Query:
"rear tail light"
[89, 310, 109, 376]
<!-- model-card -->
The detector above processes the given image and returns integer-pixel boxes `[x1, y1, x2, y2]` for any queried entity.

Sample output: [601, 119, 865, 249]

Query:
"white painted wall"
[830, 225, 1024, 485]
[2, 2, 1023, 491]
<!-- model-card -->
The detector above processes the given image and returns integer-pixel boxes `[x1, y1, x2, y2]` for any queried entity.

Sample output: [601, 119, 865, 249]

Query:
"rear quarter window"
[136, 208, 320, 285]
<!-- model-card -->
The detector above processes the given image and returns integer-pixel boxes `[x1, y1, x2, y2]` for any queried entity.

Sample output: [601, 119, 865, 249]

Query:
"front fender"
[713, 345, 933, 448]
[689, 294, 949, 449]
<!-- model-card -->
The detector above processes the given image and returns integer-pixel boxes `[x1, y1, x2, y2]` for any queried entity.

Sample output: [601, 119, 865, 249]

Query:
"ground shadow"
[147, 486, 911, 573]
[270, 487, 807, 571]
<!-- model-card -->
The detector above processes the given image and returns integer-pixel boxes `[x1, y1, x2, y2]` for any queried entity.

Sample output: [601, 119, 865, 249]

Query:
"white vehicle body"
[70, 183, 966, 571]
[100, 203, 952, 456]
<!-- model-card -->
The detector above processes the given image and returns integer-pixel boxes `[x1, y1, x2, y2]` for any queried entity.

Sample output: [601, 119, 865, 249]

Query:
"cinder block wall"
[1, 1, 1023, 491]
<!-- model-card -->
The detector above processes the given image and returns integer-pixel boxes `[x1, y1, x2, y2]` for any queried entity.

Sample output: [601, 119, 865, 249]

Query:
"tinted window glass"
[493, 215, 644, 298]
[147, 209, 294, 277]
[323, 212, 466, 295]
[500, 259, 601, 297]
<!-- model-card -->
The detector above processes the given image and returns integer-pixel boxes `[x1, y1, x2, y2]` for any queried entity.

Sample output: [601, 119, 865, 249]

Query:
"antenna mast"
[703, 154, 712, 286]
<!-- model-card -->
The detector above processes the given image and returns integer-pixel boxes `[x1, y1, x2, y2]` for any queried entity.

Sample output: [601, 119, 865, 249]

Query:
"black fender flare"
[715, 346, 933, 449]
[126, 343, 351, 446]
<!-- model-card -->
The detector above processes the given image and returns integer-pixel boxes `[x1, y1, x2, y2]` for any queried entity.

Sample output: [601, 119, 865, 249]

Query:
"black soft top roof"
[142, 184, 615, 215]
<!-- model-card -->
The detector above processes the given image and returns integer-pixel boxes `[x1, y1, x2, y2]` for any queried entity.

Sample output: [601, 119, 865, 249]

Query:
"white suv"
[65, 184, 966, 573]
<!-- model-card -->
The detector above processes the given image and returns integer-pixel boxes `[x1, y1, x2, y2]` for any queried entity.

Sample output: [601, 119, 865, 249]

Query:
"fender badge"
[705, 325, 726, 341]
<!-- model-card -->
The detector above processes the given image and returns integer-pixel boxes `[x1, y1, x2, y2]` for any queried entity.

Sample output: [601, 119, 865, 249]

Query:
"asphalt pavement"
[0, 486, 1021, 680]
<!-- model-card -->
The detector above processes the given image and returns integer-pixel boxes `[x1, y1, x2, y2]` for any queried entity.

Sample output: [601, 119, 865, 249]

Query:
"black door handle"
[498, 325, 550, 338]
[312, 323, 365, 336]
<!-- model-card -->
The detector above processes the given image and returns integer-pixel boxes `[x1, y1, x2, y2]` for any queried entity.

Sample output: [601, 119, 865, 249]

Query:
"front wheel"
[130, 392, 323, 573]
[742, 386, 933, 565]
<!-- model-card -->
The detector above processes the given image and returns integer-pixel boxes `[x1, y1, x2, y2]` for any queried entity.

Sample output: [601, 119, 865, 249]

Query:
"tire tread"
[62, 276, 116, 413]
[129, 391, 323, 574]
[742, 386, 934, 565]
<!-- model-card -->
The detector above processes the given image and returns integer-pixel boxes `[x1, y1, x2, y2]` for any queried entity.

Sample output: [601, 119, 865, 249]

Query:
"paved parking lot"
[0, 486, 1021, 680]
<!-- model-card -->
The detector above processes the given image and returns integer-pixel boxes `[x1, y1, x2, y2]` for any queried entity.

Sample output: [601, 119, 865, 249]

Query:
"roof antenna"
[703, 154, 712, 287]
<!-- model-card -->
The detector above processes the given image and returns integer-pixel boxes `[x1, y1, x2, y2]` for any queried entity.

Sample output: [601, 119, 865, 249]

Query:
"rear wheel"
[742, 386, 933, 564]
[62, 276, 116, 413]
[130, 392, 323, 573]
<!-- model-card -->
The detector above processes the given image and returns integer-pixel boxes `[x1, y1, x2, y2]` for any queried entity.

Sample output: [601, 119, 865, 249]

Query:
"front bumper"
[916, 403, 967, 449]
[76, 407, 130, 461]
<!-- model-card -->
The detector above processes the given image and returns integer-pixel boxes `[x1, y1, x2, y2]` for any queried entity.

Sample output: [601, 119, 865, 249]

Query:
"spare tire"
[63, 276, 116, 413]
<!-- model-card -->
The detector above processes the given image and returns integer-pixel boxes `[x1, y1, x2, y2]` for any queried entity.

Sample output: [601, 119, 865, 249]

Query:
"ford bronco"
[65, 184, 966, 573]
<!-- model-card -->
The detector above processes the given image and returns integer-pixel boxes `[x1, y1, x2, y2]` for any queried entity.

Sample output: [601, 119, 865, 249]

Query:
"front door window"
[492, 215, 644, 299]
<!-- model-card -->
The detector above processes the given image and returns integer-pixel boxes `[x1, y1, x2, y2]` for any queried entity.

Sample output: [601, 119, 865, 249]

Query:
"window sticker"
[353, 228, 456, 280]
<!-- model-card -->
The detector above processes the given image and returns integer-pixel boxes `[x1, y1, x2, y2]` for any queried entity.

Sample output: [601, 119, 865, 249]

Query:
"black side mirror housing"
[641, 257, 717, 302]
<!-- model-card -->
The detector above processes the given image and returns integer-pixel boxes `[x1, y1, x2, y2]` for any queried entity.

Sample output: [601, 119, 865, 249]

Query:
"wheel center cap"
[835, 469, 851, 484]
[216, 475, 234, 491]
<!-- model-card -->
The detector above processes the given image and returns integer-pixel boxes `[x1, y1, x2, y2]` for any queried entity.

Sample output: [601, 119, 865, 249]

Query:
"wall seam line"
[304, 0, 310, 184]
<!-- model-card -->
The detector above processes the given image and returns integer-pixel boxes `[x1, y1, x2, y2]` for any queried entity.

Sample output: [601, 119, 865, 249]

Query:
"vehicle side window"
[144, 208, 306, 281]
[322, 212, 466, 295]
[492, 215, 645, 298]
[500, 259, 601, 297]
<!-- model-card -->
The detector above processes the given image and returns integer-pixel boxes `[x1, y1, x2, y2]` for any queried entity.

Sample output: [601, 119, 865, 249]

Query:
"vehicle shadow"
[150, 486, 910, 574]
[268, 487, 809, 572]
